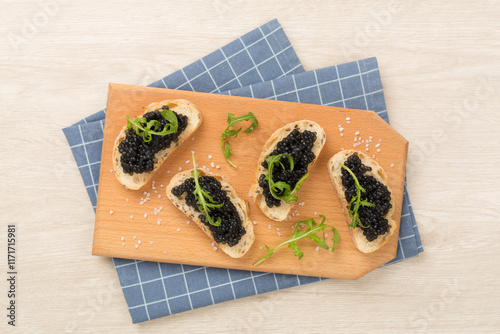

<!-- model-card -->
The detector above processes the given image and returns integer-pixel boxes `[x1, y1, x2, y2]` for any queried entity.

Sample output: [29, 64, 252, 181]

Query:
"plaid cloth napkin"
[63, 19, 422, 323]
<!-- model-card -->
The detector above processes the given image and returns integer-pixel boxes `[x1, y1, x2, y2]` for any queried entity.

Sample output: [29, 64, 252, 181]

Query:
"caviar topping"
[118, 106, 188, 175]
[171, 175, 246, 247]
[258, 129, 317, 208]
[341, 153, 392, 242]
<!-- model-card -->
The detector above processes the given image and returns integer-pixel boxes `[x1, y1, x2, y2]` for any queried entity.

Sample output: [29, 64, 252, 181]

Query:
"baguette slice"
[113, 99, 202, 190]
[251, 120, 326, 221]
[166, 169, 255, 258]
[328, 150, 396, 253]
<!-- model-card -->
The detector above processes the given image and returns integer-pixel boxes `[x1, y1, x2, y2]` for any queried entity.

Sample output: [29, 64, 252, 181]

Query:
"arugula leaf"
[254, 215, 339, 266]
[191, 153, 223, 226]
[126, 108, 178, 142]
[339, 163, 375, 229]
[221, 112, 259, 168]
[263, 154, 309, 204]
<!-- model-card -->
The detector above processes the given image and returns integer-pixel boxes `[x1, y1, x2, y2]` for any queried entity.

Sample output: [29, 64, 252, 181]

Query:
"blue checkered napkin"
[224, 57, 423, 264]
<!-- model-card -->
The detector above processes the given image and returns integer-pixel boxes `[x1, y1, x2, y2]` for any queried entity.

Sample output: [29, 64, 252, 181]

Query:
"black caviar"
[341, 153, 392, 242]
[118, 106, 188, 174]
[171, 176, 245, 247]
[258, 128, 317, 208]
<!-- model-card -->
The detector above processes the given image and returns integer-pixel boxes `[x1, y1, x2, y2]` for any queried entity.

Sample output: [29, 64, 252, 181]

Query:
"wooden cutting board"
[92, 83, 408, 280]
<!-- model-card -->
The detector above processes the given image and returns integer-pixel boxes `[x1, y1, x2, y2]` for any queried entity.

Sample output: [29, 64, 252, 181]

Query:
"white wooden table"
[1, 1, 499, 332]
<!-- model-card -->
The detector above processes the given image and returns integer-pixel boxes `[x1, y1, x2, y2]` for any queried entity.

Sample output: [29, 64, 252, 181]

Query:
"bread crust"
[327, 150, 396, 253]
[112, 99, 202, 190]
[251, 120, 326, 221]
[165, 169, 255, 258]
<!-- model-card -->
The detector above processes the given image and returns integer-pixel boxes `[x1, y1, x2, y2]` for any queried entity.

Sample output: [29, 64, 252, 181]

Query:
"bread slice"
[166, 169, 255, 258]
[113, 99, 202, 190]
[327, 150, 396, 253]
[251, 120, 326, 221]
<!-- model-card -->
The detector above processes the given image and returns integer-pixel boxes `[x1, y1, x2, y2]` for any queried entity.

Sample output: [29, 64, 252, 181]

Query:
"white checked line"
[258, 26, 286, 76]
[70, 138, 103, 149]
[273, 273, 280, 291]
[335, 66, 346, 108]
[180, 68, 196, 91]
[313, 70, 324, 106]
[120, 266, 206, 290]
[78, 125, 98, 201]
[127, 272, 270, 311]
[115, 260, 144, 269]
[238, 36, 265, 82]
[180, 264, 194, 310]
[270, 80, 278, 100]
[399, 239, 406, 260]
[157, 263, 172, 316]
[160, 77, 168, 89]
[401, 213, 411, 218]
[399, 234, 416, 241]
[356, 60, 370, 110]
[220, 48, 244, 88]
[283, 63, 303, 76]
[134, 260, 151, 321]
[200, 57, 220, 93]
[80, 161, 100, 171]
[203, 267, 215, 305]
[292, 75, 300, 102]
[226, 268, 237, 300]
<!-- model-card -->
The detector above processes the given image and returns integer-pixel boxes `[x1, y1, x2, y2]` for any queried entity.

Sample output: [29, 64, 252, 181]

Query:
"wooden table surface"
[1, 1, 499, 333]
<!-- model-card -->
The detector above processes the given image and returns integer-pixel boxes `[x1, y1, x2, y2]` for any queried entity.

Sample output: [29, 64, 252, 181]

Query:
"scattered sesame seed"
[126, 198, 129, 202]
[130, 215, 134, 219]
[259, 246, 263, 250]
[158, 194, 162, 198]
[110, 169, 114, 173]
[122, 242, 125, 246]
[176, 228, 181, 232]
[325, 233, 328, 237]
[144, 213, 148, 218]
[138, 240, 141, 245]
[179, 167, 182, 171]
[167, 170, 171, 174]
[163, 251, 167, 254]
[143, 191, 147, 195]
[391, 163, 394, 168]
[133, 236, 136, 239]
[154, 190, 158, 194]
[315, 246, 320, 252]
[341, 148, 344, 150]
[191, 137, 195, 141]
[253, 220, 257, 225]
[110, 210, 113, 214]
[372, 155, 376, 158]
[159, 206, 163, 210]
[375, 143, 380, 148]
[277, 232, 282, 237]
[185, 160, 190, 164]
[314, 212, 317, 215]
[366, 148, 369, 151]
[347, 121, 351, 124]
[346, 117, 350, 121]
[355, 131, 360, 135]
[296, 213, 300, 216]
[208, 154, 213, 159]
[249, 190, 253, 198]
[213, 247, 217, 251]
[366, 144, 369, 147]
[276, 227, 280, 231]
[377, 149, 381, 152]
[157, 221, 161, 226]
[339, 127, 343, 131]
[191, 150, 195, 154]
[340, 133, 344, 137]
[354, 137, 357, 142]
[379, 139, 382, 142]
[210, 162, 215, 168]
[135, 244, 138, 249]
[338, 124, 341, 127]
[149, 241, 153, 245]
[203, 165, 206, 169]
[268, 224, 272, 229]
[216, 165, 220, 169]
[121, 236, 124, 241]
[160, 184, 164, 188]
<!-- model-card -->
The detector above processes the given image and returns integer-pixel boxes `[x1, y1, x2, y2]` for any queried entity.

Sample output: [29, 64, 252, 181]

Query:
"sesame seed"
[135, 244, 138, 249]
[133, 236, 136, 239]
[187, 220, 190, 225]
[157, 221, 161, 226]
[253, 220, 257, 225]
[185, 160, 190, 164]
[126, 198, 129, 202]
[341, 148, 344, 150]
[276, 227, 280, 231]
[339, 127, 343, 131]
[208, 154, 213, 159]
[355, 131, 360, 135]
[277, 232, 282, 237]
[216, 165, 220, 169]
[340, 133, 344, 136]
[149, 241, 153, 245]
[159, 206, 163, 210]
[377, 149, 380, 152]
[325, 233, 328, 237]
[268, 224, 272, 229]
[372, 155, 376, 158]
[130, 215, 134, 219]
[346, 117, 350, 121]
[179, 167, 182, 171]
[338, 124, 341, 127]
[160, 184, 164, 188]
[154, 190, 158, 194]
[122, 242, 125, 246]
[365, 148, 369, 151]
[143, 191, 147, 195]
[315, 246, 320, 252]
[191, 137, 195, 141]
[110, 210, 113, 214]
[314, 212, 317, 215]
[144, 213, 148, 218]
[191, 150, 195, 154]
[391, 163, 394, 167]
[203, 165, 206, 169]
[213, 247, 217, 251]
[366, 144, 369, 147]
[379, 139, 382, 142]
[210, 162, 215, 168]
[110, 169, 114, 173]
[163, 251, 167, 254]
[296, 213, 300, 216]
[138, 240, 141, 245]
[176, 228, 181, 232]
[354, 137, 357, 142]
[347, 121, 351, 124]
[375, 143, 380, 148]
[121, 236, 124, 241]
[249, 190, 253, 198]
[167, 170, 171, 174]
[158, 194, 162, 198]
[259, 246, 263, 250]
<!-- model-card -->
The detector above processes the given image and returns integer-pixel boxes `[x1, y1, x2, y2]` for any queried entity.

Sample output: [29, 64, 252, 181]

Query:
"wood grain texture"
[1, 1, 500, 333]
[92, 84, 407, 279]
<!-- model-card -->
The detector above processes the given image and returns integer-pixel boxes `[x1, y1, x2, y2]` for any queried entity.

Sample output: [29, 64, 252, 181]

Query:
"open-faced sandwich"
[166, 154, 254, 258]
[113, 99, 202, 190]
[251, 120, 326, 221]
[328, 150, 396, 253]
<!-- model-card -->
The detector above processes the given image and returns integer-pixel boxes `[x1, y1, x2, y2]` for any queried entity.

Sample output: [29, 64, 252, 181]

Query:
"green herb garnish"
[221, 112, 259, 168]
[191, 153, 224, 226]
[126, 108, 178, 142]
[264, 154, 309, 204]
[254, 215, 339, 266]
[339, 163, 375, 229]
